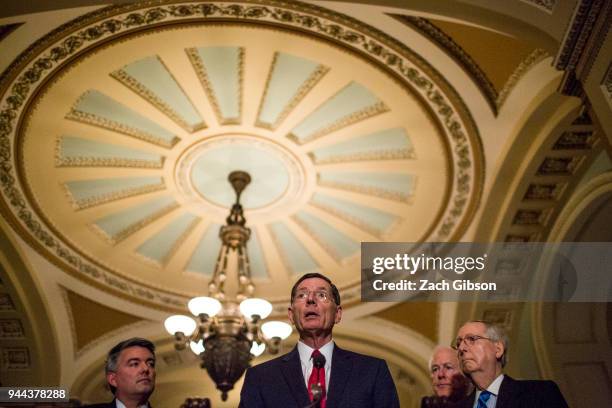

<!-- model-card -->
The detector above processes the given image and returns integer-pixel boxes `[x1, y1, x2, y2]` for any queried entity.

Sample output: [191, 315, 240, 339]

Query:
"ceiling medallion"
[175, 134, 308, 221]
[0, 0, 482, 308]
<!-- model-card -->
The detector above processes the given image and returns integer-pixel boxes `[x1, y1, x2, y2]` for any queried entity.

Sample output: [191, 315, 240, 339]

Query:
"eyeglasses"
[452, 334, 492, 349]
[294, 290, 332, 303]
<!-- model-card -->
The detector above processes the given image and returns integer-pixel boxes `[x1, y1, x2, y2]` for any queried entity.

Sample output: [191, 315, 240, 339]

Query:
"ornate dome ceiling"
[1, 1, 482, 311]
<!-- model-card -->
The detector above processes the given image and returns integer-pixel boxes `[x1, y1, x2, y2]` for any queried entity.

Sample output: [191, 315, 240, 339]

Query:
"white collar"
[297, 339, 334, 367]
[487, 373, 504, 395]
[476, 373, 504, 398]
[115, 398, 149, 408]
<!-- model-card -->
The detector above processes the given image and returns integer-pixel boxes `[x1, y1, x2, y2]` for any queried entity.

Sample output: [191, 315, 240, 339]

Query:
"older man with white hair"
[455, 320, 568, 408]
[421, 345, 472, 408]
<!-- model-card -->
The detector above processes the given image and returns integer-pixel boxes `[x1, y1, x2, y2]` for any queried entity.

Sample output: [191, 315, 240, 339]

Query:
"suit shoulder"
[510, 378, 568, 407]
[245, 351, 292, 373]
[338, 348, 387, 365]
[514, 378, 560, 390]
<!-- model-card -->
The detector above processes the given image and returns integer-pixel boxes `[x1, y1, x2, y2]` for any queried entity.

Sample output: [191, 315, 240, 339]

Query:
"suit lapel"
[465, 390, 477, 408]
[495, 375, 516, 408]
[280, 346, 311, 407]
[326, 345, 352, 408]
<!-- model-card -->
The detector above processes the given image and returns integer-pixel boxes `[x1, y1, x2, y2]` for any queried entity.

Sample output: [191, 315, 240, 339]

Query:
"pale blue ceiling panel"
[248, 230, 269, 279]
[318, 171, 415, 202]
[93, 195, 178, 244]
[288, 82, 388, 144]
[64, 176, 165, 209]
[56, 136, 164, 168]
[310, 193, 398, 237]
[309, 127, 414, 164]
[292, 210, 359, 262]
[186, 223, 221, 276]
[66, 90, 179, 147]
[257, 52, 328, 129]
[187, 47, 242, 124]
[268, 222, 318, 276]
[112, 56, 204, 132]
[136, 212, 199, 265]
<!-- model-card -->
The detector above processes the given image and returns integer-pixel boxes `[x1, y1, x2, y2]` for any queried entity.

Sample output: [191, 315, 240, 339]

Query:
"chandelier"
[164, 171, 292, 401]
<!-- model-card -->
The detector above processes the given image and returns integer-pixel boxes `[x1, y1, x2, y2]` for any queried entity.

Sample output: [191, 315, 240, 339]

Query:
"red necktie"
[307, 349, 326, 408]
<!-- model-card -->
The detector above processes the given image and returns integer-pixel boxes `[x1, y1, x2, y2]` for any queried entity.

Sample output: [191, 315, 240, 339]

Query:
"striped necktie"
[477, 390, 492, 408]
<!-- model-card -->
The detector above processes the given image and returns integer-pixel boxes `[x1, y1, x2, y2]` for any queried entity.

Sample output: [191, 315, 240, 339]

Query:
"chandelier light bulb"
[261, 321, 292, 340]
[239, 298, 273, 320]
[188, 296, 222, 317]
[190, 339, 205, 355]
[164, 315, 197, 336]
[250, 341, 266, 357]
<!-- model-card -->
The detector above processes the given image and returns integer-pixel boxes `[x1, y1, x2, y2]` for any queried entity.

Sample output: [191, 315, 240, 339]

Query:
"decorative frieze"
[553, 131, 595, 150]
[482, 309, 513, 329]
[504, 233, 540, 243]
[524, 183, 565, 201]
[0, 293, 15, 310]
[513, 209, 550, 226]
[520, 0, 556, 13]
[2, 347, 30, 369]
[0, 319, 24, 338]
[537, 157, 581, 175]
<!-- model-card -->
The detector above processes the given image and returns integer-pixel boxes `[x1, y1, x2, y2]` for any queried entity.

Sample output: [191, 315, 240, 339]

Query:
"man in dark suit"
[455, 320, 568, 408]
[83, 337, 156, 408]
[239, 272, 400, 408]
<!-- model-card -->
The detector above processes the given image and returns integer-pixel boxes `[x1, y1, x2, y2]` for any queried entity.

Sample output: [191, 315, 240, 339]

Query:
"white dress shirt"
[473, 374, 504, 408]
[297, 340, 334, 392]
[115, 398, 150, 408]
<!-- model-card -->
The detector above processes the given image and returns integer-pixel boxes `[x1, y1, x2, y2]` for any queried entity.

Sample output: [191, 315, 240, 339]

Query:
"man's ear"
[494, 341, 504, 360]
[107, 371, 117, 388]
[287, 307, 294, 325]
[334, 305, 342, 324]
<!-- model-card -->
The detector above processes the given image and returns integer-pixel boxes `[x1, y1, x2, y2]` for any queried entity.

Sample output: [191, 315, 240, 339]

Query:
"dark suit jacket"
[239, 345, 400, 408]
[465, 375, 568, 408]
[420, 395, 471, 408]
[82, 400, 152, 408]
[81, 402, 115, 408]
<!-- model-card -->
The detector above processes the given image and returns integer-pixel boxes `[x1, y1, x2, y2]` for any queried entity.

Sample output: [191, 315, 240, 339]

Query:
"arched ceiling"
[1, 1, 483, 311]
[2, 0, 611, 406]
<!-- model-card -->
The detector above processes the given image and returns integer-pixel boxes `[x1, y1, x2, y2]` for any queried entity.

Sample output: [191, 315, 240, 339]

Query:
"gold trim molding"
[111, 56, 205, 133]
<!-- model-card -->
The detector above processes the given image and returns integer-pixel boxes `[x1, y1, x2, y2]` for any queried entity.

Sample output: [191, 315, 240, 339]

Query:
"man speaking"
[239, 273, 400, 408]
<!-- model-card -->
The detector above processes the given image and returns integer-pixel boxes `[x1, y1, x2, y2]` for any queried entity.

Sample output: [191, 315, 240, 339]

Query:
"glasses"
[294, 290, 332, 303]
[452, 334, 492, 349]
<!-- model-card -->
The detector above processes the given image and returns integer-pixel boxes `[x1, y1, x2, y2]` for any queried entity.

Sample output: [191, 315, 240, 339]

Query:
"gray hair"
[105, 337, 155, 393]
[428, 345, 457, 372]
[468, 320, 509, 367]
